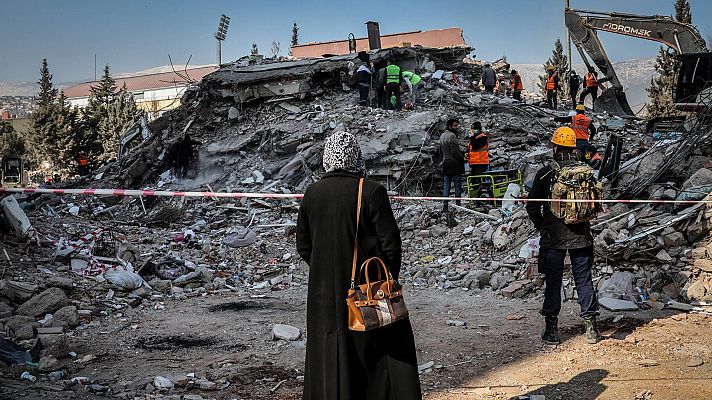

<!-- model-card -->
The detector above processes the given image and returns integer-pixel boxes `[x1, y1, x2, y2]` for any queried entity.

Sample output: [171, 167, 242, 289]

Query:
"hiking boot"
[447, 212, 459, 228]
[541, 316, 560, 345]
[584, 316, 602, 344]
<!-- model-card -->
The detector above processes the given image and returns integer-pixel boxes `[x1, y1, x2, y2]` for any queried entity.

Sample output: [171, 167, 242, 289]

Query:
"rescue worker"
[569, 70, 581, 109]
[376, 62, 387, 109]
[384, 58, 403, 110]
[402, 70, 423, 105]
[510, 69, 523, 101]
[439, 118, 465, 217]
[545, 66, 559, 110]
[481, 62, 497, 94]
[76, 152, 89, 176]
[175, 134, 202, 179]
[554, 104, 596, 151]
[579, 66, 599, 108]
[525, 127, 601, 346]
[466, 121, 489, 175]
[584, 145, 603, 170]
[356, 63, 373, 106]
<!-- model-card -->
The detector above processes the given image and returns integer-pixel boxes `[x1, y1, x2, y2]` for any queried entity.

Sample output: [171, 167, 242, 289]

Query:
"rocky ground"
[1, 280, 710, 400]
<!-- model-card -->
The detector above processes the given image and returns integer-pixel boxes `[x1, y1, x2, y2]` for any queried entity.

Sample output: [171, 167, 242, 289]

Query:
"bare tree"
[271, 41, 281, 58]
[251, 43, 259, 55]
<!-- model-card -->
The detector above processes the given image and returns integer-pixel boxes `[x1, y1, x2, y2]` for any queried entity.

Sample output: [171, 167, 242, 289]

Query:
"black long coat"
[296, 172, 422, 400]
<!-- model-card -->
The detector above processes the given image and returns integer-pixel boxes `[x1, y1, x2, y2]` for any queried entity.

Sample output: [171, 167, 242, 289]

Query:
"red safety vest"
[546, 72, 558, 90]
[585, 73, 598, 88]
[570, 114, 591, 140]
[511, 75, 523, 91]
[468, 133, 489, 165]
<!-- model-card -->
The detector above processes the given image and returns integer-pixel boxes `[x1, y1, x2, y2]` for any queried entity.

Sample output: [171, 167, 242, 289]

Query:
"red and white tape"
[1, 187, 711, 205]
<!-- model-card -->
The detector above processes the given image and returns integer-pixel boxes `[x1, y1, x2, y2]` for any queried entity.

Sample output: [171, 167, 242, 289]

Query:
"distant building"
[63, 66, 218, 119]
[1, 110, 9, 120]
[290, 27, 467, 58]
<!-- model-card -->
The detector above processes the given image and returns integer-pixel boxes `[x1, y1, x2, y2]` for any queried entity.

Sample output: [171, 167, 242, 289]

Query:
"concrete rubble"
[1, 44, 712, 397]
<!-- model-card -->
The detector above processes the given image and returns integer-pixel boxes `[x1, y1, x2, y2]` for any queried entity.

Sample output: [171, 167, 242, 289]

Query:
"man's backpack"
[549, 161, 603, 224]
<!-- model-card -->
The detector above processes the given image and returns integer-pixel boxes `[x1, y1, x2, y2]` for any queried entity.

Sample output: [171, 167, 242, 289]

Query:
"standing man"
[376, 63, 387, 109]
[75, 152, 89, 177]
[579, 66, 599, 108]
[356, 63, 373, 106]
[525, 127, 601, 346]
[402, 70, 423, 105]
[481, 62, 497, 94]
[510, 69, 523, 101]
[568, 71, 581, 109]
[175, 135, 202, 179]
[554, 104, 596, 152]
[384, 58, 403, 110]
[466, 121, 489, 175]
[545, 66, 559, 110]
[439, 118, 465, 215]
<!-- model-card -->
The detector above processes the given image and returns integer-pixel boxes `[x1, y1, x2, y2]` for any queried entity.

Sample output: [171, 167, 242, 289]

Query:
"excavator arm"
[565, 8, 708, 116]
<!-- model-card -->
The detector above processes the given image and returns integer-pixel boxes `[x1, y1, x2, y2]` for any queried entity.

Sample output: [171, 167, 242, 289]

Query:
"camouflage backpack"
[549, 161, 604, 224]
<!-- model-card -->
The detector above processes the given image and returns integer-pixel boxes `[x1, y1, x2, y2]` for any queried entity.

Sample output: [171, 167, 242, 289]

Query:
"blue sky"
[1, 0, 711, 83]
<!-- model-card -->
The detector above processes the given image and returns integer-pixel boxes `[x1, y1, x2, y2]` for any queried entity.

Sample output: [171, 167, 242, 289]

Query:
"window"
[133, 92, 144, 100]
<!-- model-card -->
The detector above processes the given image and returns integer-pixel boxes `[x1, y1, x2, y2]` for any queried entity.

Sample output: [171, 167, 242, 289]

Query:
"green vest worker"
[401, 71, 423, 106]
[384, 59, 402, 110]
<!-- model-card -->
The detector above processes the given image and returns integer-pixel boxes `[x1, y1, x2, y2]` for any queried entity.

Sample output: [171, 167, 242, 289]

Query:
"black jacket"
[526, 153, 593, 250]
[569, 74, 581, 92]
[297, 172, 421, 400]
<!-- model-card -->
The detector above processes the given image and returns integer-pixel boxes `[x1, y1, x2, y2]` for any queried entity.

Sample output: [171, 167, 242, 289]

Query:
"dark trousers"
[469, 164, 488, 175]
[512, 90, 522, 101]
[580, 86, 598, 108]
[484, 85, 495, 94]
[385, 83, 401, 110]
[358, 84, 369, 106]
[570, 88, 579, 108]
[442, 174, 462, 210]
[541, 246, 599, 318]
[546, 90, 557, 109]
[376, 86, 386, 109]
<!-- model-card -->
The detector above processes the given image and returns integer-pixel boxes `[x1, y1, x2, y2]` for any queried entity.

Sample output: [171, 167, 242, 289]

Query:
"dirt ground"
[2, 284, 711, 400]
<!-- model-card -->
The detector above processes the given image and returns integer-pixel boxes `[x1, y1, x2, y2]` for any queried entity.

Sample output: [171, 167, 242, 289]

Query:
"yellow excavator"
[565, 8, 710, 117]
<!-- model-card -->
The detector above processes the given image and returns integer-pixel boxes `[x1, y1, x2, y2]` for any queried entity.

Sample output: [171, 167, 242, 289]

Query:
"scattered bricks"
[500, 279, 531, 299]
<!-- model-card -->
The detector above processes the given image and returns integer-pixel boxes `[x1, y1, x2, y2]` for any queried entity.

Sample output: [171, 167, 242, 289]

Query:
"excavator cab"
[1, 155, 26, 188]
[675, 52, 712, 111]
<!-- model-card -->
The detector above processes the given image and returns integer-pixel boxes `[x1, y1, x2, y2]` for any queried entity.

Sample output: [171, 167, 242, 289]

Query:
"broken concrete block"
[272, 324, 301, 341]
[0, 280, 37, 303]
[1, 195, 32, 238]
[153, 376, 174, 390]
[684, 281, 707, 301]
[446, 320, 467, 327]
[598, 297, 639, 311]
[227, 106, 240, 121]
[501, 280, 531, 299]
[693, 259, 712, 272]
[53, 305, 79, 328]
[489, 270, 514, 291]
[46, 277, 74, 291]
[656, 249, 673, 262]
[16, 287, 69, 317]
[681, 168, 712, 191]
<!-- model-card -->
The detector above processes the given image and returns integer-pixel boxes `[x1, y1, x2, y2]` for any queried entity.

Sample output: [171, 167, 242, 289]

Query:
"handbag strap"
[349, 178, 364, 289]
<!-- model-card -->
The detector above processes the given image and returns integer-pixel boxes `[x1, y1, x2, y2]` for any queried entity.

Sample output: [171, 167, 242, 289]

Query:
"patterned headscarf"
[322, 131, 366, 175]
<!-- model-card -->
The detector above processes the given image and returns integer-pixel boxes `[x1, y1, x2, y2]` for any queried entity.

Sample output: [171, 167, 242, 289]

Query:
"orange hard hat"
[551, 127, 577, 147]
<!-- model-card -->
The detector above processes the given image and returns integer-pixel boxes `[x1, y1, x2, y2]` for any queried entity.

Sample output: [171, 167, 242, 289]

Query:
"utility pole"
[565, 0, 572, 72]
[214, 14, 230, 65]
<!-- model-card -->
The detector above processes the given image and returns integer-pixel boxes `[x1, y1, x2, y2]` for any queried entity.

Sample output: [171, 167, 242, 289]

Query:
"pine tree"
[52, 91, 82, 170]
[291, 22, 299, 46]
[97, 83, 142, 161]
[37, 59, 58, 109]
[84, 64, 117, 160]
[646, 0, 692, 117]
[538, 38, 570, 101]
[251, 43, 259, 55]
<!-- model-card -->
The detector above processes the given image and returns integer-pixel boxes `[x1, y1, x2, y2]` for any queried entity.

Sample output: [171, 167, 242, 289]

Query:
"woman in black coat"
[297, 131, 422, 400]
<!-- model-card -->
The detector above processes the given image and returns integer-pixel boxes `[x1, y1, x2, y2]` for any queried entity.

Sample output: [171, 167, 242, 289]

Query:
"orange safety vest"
[468, 133, 489, 165]
[585, 73, 597, 88]
[546, 72, 558, 90]
[570, 114, 591, 140]
[511, 75, 523, 91]
[77, 157, 88, 166]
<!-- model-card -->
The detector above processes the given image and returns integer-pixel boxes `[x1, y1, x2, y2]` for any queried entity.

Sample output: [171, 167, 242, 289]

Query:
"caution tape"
[1, 187, 711, 205]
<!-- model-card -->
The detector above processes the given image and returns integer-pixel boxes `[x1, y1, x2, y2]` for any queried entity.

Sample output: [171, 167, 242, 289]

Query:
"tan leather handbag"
[347, 178, 409, 331]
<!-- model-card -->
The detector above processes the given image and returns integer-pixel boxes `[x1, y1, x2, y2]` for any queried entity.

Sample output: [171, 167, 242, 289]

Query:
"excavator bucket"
[594, 87, 635, 117]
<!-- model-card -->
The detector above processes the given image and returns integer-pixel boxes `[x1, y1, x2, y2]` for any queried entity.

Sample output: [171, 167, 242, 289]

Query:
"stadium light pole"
[215, 14, 230, 65]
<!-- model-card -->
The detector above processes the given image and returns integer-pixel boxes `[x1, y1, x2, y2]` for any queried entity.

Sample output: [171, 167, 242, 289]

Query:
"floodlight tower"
[215, 14, 230, 65]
